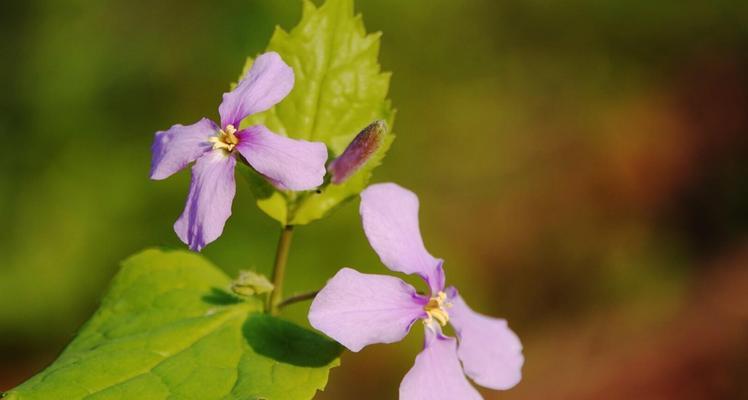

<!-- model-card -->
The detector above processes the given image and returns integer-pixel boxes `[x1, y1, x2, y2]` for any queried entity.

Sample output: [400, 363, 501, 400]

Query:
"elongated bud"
[328, 120, 387, 184]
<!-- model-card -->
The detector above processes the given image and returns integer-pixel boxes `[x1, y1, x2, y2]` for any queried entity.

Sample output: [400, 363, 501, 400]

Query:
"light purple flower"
[309, 183, 524, 399]
[150, 52, 328, 251]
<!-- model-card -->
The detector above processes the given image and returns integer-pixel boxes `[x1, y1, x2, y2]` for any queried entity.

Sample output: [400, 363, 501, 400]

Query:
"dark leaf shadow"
[243, 313, 342, 367]
[202, 287, 244, 305]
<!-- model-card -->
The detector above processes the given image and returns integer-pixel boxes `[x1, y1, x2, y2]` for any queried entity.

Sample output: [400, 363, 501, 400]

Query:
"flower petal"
[360, 183, 443, 292]
[218, 52, 294, 128]
[235, 125, 327, 191]
[173, 150, 237, 251]
[447, 288, 524, 390]
[399, 327, 482, 400]
[308, 268, 427, 352]
[150, 118, 216, 180]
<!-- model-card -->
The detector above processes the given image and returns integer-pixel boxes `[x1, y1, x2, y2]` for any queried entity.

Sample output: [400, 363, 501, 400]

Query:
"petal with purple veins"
[235, 125, 327, 191]
[360, 183, 443, 292]
[150, 118, 216, 180]
[447, 288, 524, 390]
[399, 327, 482, 400]
[308, 268, 427, 352]
[173, 150, 237, 251]
[430, 261, 446, 294]
[218, 52, 294, 128]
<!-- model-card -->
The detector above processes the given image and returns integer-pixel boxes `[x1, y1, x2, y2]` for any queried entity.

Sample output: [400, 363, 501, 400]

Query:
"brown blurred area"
[521, 56, 748, 400]
[1, 0, 747, 398]
[512, 246, 748, 400]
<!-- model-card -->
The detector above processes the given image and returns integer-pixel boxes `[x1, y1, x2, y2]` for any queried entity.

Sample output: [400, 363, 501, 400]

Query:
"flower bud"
[231, 270, 274, 297]
[328, 120, 387, 184]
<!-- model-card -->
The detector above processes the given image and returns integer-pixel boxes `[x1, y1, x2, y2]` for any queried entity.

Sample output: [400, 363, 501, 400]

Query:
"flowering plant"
[4, 0, 522, 399]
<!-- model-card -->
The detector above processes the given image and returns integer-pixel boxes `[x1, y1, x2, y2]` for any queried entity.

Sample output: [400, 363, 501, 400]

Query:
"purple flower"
[309, 183, 524, 399]
[150, 52, 328, 251]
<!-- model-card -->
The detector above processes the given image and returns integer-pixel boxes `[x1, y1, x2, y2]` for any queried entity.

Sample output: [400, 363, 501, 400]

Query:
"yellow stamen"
[423, 291, 450, 326]
[210, 124, 239, 152]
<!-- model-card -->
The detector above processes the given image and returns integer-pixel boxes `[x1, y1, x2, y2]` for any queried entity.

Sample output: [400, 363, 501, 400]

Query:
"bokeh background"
[2, 0, 748, 398]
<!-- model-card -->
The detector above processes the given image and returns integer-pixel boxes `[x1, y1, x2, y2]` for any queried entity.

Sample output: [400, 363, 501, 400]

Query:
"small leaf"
[240, 0, 395, 225]
[6, 249, 340, 400]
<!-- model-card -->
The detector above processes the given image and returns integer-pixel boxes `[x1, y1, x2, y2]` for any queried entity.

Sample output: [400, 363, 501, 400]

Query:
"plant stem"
[267, 225, 294, 315]
[278, 290, 319, 309]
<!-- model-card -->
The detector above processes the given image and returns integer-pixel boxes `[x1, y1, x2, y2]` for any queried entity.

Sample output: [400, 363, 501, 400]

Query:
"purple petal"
[218, 52, 294, 128]
[235, 125, 327, 191]
[308, 268, 427, 352]
[431, 261, 446, 294]
[360, 183, 443, 293]
[150, 118, 216, 180]
[447, 288, 524, 390]
[173, 150, 237, 251]
[399, 327, 482, 400]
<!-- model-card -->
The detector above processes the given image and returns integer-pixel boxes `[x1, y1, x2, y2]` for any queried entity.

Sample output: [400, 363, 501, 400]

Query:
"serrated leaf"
[246, 0, 393, 152]
[6, 249, 340, 400]
[239, 0, 395, 225]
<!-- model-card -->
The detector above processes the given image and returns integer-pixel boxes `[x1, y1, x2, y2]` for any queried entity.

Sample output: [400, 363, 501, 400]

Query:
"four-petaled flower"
[150, 52, 328, 251]
[309, 183, 524, 399]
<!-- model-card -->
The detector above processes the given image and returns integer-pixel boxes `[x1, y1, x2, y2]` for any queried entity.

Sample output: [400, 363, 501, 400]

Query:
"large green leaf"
[242, 0, 395, 225]
[5, 249, 340, 400]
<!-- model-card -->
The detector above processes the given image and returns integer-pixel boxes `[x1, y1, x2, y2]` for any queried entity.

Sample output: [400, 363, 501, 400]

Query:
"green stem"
[278, 290, 319, 309]
[267, 225, 294, 315]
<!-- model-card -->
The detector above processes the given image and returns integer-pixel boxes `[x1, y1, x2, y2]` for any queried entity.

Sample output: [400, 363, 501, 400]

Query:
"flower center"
[210, 124, 239, 152]
[423, 291, 450, 326]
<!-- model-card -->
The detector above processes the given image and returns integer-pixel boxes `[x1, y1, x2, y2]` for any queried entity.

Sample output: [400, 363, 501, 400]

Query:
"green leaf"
[6, 249, 341, 400]
[241, 0, 395, 225]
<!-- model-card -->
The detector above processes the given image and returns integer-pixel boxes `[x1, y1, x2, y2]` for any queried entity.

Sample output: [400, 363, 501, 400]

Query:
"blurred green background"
[2, 0, 748, 398]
